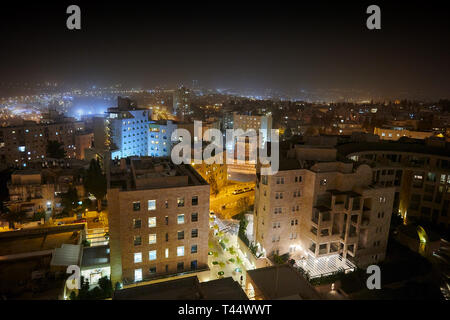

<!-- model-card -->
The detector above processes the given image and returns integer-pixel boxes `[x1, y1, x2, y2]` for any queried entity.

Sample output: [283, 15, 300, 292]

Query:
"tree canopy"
[84, 159, 107, 211]
[46, 140, 66, 159]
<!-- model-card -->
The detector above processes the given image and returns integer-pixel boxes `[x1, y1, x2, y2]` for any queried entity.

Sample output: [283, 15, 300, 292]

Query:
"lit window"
[165, 248, 169, 258]
[177, 246, 185, 257]
[149, 250, 157, 261]
[177, 197, 185, 207]
[134, 269, 142, 282]
[134, 252, 142, 263]
[177, 214, 185, 224]
[148, 217, 156, 228]
[149, 234, 156, 244]
[148, 200, 156, 210]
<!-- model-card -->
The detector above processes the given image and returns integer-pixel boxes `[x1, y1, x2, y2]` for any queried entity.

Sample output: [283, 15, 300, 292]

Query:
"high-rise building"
[253, 145, 395, 271]
[107, 157, 210, 286]
[148, 120, 177, 157]
[173, 86, 192, 120]
[106, 97, 150, 159]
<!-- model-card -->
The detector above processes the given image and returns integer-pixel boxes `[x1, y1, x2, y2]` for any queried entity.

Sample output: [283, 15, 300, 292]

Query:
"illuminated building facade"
[253, 146, 395, 268]
[106, 97, 150, 159]
[338, 140, 450, 228]
[107, 157, 210, 286]
[0, 120, 85, 168]
[148, 120, 177, 157]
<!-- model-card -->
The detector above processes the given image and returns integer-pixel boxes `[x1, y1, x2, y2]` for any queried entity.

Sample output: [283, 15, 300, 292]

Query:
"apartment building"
[107, 157, 210, 286]
[232, 112, 272, 148]
[6, 160, 87, 218]
[75, 131, 94, 160]
[253, 145, 395, 270]
[338, 139, 450, 227]
[0, 119, 85, 167]
[374, 126, 434, 141]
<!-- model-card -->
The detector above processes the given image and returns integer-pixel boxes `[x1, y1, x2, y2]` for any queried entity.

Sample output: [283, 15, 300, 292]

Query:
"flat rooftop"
[247, 265, 322, 300]
[113, 276, 247, 300]
[109, 157, 208, 191]
[337, 141, 450, 158]
[81, 245, 110, 268]
[0, 225, 84, 258]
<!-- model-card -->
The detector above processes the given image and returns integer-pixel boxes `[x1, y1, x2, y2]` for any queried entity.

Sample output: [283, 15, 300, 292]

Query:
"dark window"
[192, 196, 198, 206]
[178, 231, 184, 240]
[165, 216, 169, 225]
[134, 235, 142, 246]
[191, 229, 198, 238]
[133, 201, 141, 211]
[133, 219, 141, 229]
[191, 245, 198, 254]
[177, 262, 184, 272]
[165, 233, 169, 242]
[191, 212, 198, 222]
[149, 267, 156, 274]
[190, 260, 197, 270]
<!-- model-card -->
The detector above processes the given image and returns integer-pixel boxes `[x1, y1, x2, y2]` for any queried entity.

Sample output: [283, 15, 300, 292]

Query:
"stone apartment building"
[107, 157, 210, 286]
[253, 145, 395, 269]
[337, 139, 450, 228]
[6, 159, 87, 218]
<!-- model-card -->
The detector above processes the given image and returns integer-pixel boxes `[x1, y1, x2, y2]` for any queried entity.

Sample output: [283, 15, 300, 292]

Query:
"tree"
[0, 206, 27, 229]
[283, 127, 293, 140]
[46, 140, 66, 159]
[84, 159, 107, 212]
[61, 185, 79, 215]
[237, 197, 250, 214]
[207, 174, 219, 196]
[33, 209, 46, 221]
[98, 276, 113, 298]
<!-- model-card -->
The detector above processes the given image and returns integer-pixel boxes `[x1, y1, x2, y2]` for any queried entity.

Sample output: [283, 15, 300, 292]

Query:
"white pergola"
[295, 254, 356, 279]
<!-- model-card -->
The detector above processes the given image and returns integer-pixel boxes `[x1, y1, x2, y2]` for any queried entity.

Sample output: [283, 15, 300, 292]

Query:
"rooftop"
[113, 276, 247, 300]
[109, 157, 208, 191]
[81, 245, 110, 268]
[247, 265, 322, 300]
[337, 141, 450, 158]
[295, 254, 356, 279]
[0, 224, 84, 258]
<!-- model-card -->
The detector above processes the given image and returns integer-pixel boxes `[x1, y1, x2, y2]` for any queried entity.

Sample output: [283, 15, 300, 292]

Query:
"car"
[74, 219, 87, 224]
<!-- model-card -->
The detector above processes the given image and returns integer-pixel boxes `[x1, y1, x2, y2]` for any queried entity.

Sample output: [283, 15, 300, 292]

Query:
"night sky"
[0, 1, 449, 98]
